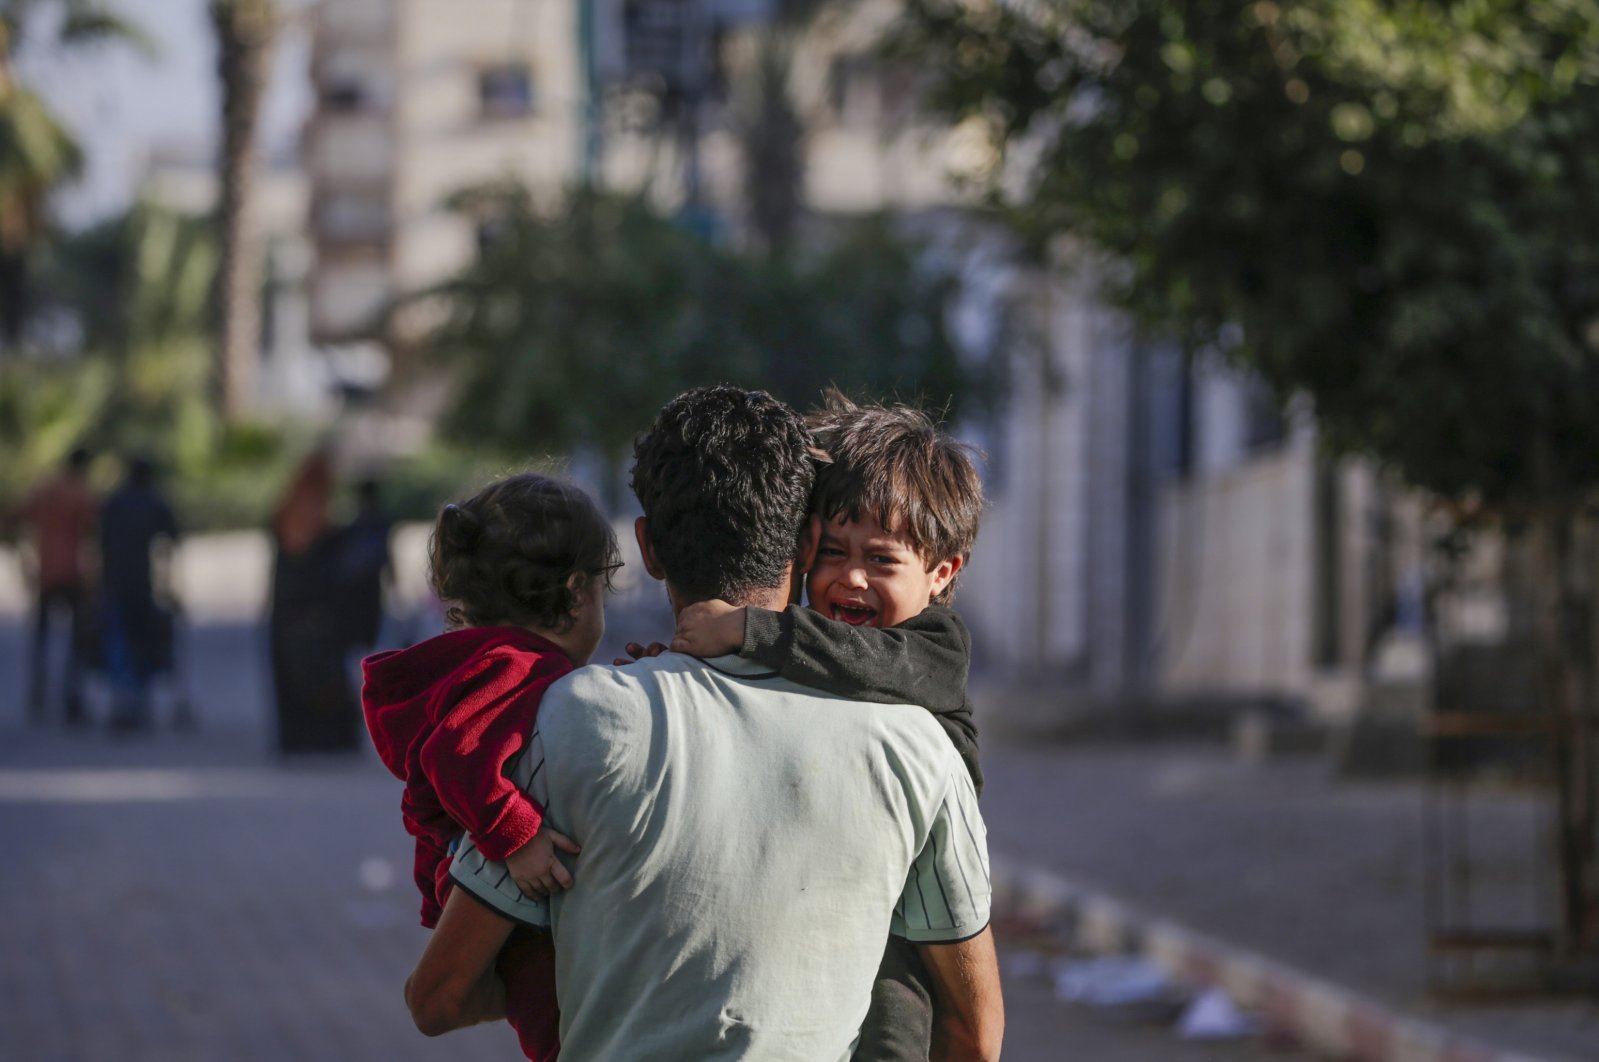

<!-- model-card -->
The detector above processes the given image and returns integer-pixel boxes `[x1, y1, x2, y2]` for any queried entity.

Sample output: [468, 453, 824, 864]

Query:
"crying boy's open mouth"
[831, 603, 877, 626]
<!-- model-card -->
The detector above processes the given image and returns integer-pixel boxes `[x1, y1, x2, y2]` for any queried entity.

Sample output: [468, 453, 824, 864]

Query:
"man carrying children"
[404, 385, 1003, 1060]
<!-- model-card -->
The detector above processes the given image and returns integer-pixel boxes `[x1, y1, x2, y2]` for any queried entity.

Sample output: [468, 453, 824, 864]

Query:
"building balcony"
[316, 0, 393, 45]
[308, 115, 395, 184]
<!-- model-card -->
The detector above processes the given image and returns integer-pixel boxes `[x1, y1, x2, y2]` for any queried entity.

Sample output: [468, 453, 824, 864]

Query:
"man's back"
[452, 652, 989, 1061]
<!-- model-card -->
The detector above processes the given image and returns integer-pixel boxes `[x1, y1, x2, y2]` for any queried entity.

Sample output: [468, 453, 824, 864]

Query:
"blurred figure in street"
[268, 450, 359, 753]
[18, 448, 97, 725]
[339, 476, 393, 658]
[100, 455, 180, 733]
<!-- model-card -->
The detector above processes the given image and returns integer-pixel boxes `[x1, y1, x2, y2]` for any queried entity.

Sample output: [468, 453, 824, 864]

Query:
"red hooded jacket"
[362, 626, 573, 927]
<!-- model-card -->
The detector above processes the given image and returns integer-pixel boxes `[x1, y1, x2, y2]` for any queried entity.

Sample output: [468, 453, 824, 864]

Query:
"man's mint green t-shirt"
[451, 652, 990, 1061]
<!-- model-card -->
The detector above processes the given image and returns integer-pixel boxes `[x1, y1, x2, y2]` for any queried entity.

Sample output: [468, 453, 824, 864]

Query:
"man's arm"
[921, 928, 1004, 1062]
[405, 886, 514, 1036]
[407, 718, 560, 1036]
[891, 758, 1000, 1058]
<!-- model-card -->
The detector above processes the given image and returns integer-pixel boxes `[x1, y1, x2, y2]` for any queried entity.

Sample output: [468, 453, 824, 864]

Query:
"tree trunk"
[210, 0, 276, 420]
[742, 32, 805, 258]
[1530, 499, 1599, 955]
[1572, 510, 1599, 950]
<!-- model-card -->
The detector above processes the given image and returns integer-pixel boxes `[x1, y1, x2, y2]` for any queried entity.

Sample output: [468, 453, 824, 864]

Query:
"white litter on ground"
[1176, 986, 1260, 1039]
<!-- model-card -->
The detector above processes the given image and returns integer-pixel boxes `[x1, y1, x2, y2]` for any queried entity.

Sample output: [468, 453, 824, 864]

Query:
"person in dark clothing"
[339, 477, 393, 654]
[16, 448, 97, 725]
[269, 451, 359, 753]
[669, 391, 986, 1062]
[99, 455, 180, 732]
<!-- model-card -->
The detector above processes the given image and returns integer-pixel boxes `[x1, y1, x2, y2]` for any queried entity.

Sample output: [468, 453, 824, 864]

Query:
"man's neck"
[728, 586, 793, 613]
[669, 581, 794, 618]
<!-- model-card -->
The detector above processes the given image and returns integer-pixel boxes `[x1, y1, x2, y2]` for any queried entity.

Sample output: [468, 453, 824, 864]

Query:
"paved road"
[1, 613, 1309, 1061]
[974, 741, 1599, 1061]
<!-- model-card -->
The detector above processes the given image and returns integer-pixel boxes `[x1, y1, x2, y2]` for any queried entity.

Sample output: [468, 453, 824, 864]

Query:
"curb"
[990, 856, 1560, 1062]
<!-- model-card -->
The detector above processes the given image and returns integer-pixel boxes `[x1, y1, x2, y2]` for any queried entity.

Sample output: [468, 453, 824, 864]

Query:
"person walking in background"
[99, 455, 179, 734]
[268, 450, 360, 753]
[339, 476, 394, 657]
[18, 448, 97, 726]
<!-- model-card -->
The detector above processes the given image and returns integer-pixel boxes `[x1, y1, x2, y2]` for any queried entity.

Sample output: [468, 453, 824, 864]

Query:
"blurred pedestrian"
[17, 448, 97, 725]
[268, 450, 359, 753]
[339, 476, 393, 655]
[100, 455, 180, 733]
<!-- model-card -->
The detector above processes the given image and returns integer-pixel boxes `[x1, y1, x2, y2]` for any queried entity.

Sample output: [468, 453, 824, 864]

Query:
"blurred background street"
[8, 0, 1599, 1059]
[0, 551, 1320, 1062]
[6, 534, 1599, 1060]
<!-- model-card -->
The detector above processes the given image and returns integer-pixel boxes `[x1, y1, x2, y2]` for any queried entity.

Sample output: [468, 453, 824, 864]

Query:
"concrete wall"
[1153, 435, 1318, 699]
[958, 262, 1143, 686]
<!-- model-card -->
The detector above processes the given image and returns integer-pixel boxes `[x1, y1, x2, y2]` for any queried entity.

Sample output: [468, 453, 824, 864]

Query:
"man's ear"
[929, 553, 964, 599]
[634, 517, 666, 581]
[797, 514, 822, 572]
[786, 515, 823, 607]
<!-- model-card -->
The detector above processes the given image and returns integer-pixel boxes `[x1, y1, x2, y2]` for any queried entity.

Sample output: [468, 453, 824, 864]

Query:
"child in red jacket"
[363, 472, 619, 1061]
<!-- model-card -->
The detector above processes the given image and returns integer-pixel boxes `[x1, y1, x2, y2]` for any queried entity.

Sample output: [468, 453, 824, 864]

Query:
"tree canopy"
[897, 0, 1599, 506]
[418, 185, 975, 472]
[0, 0, 150, 345]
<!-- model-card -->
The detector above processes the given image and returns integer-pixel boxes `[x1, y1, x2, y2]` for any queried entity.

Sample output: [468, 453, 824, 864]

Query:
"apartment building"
[307, 0, 595, 343]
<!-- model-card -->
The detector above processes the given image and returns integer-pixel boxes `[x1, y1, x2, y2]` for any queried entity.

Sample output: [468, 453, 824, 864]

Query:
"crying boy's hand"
[670, 600, 747, 658]
[613, 641, 668, 666]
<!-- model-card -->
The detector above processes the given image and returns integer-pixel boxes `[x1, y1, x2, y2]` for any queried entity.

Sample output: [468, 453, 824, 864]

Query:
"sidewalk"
[976, 735, 1599, 1061]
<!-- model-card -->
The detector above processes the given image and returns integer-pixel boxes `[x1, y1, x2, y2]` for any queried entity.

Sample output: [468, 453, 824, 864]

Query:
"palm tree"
[740, 32, 805, 257]
[209, 0, 275, 419]
[0, 0, 146, 349]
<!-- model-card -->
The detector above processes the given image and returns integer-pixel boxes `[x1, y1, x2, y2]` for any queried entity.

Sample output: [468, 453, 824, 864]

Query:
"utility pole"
[578, 0, 602, 185]
[676, 0, 709, 226]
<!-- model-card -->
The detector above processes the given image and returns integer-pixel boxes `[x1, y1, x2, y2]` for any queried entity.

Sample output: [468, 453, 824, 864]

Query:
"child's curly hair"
[429, 473, 620, 632]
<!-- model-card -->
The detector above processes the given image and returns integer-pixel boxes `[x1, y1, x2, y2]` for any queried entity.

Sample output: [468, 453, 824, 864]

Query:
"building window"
[317, 191, 391, 244]
[475, 216, 515, 257]
[321, 77, 369, 112]
[1242, 377, 1287, 453]
[479, 64, 534, 119]
[828, 56, 875, 124]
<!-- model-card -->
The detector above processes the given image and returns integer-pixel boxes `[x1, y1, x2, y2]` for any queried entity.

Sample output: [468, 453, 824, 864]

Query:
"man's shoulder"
[535, 655, 715, 776]
[539, 654, 692, 724]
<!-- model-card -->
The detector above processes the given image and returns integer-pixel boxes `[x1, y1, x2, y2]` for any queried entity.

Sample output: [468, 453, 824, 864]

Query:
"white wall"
[1153, 435, 1317, 696]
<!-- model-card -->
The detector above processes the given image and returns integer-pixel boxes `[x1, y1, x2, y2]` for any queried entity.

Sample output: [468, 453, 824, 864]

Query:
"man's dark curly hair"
[808, 390, 984, 605]
[630, 385, 816, 603]
[429, 473, 620, 631]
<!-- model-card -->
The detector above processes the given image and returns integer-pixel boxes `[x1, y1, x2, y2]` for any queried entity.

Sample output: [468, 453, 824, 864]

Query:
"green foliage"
[0, 200, 302, 532]
[419, 185, 976, 468]
[0, 351, 107, 506]
[35, 202, 221, 470]
[0, 0, 151, 342]
[897, 0, 1599, 506]
[423, 186, 714, 466]
[375, 443, 559, 526]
